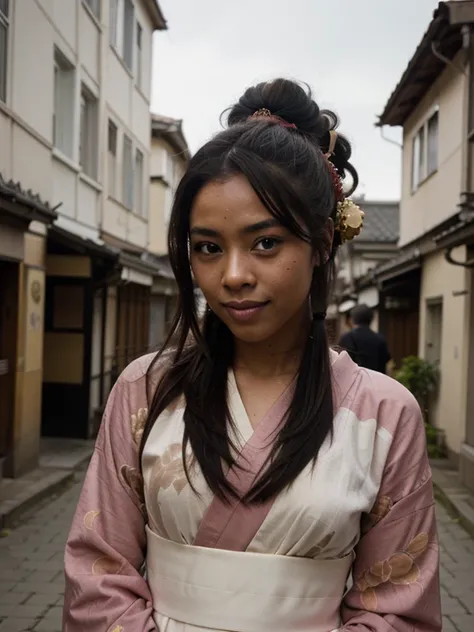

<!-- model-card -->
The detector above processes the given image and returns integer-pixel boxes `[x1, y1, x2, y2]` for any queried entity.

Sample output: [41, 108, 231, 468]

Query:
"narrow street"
[0, 468, 472, 632]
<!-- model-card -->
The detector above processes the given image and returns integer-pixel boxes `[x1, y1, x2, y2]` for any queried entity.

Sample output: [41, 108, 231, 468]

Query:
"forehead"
[190, 175, 274, 229]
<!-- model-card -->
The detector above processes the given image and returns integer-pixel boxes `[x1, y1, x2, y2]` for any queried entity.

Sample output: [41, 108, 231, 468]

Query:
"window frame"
[83, 0, 100, 20]
[136, 21, 143, 90]
[108, 119, 118, 198]
[109, 0, 119, 47]
[134, 148, 145, 217]
[122, 134, 134, 210]
[411, 106, 439, 193]
[0, 0, 9, 103]
[79, 84, 99, 180]
[53, 48, 76, 159]
[122, 0, 134, 70]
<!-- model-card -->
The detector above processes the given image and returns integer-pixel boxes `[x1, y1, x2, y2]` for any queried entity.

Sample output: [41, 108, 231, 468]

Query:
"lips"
[222, 300, 269, 323]
[223, 300, 268, 310]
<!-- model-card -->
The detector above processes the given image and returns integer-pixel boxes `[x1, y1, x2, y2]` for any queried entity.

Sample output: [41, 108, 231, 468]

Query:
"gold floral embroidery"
[110, 626, 123, 632]
[364, 496, 393, 532]
[131, 408, 148, 448]
[83, 510, 100, 530]
[355, 532, 429, 611]
[92, 556, 124, 575]
[120, 465, 147, 518]
[151, 443, 188, 495]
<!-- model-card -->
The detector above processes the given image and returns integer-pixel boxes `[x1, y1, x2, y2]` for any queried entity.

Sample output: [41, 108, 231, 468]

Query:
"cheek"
[273, 254, 313, 293]
[191, 259, 219, 296]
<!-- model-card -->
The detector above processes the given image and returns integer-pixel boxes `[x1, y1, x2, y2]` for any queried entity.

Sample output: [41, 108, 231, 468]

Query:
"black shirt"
[339, 326, 391, 374]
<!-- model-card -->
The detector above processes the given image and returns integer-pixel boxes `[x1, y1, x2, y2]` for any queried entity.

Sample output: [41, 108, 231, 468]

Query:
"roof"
[143, 0, 167, 31]
[151, 114, 191, 161]
[353, 199, 400, 243]
[377, 1, 474, 127]
[0, 173, 57, 225]
[49, 225, 118, 261]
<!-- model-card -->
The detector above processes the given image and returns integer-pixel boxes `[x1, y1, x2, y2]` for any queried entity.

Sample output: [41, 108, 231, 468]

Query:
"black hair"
[140, 78, 359, 503]
[351, 304, 374, 327]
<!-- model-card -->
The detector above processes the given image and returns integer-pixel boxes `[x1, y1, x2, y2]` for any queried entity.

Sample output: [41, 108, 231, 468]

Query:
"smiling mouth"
[222, 301, 270, 322]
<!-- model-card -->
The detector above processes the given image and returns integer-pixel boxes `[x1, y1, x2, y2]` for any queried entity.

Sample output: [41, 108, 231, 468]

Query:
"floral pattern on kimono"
[63, 351, 441, 632]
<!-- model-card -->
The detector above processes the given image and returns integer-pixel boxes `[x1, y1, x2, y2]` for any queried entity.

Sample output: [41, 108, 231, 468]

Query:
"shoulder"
[339, 331, 352, 344]
[333, 351, 421, 436]
[119, 349, 174, 385]
[119, 352, 159, 384]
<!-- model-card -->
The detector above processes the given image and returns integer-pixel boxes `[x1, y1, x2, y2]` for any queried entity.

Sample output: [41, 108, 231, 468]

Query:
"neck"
[233, 309, 311, 379]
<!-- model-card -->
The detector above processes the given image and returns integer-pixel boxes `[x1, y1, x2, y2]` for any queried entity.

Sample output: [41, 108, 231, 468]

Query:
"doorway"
[0, 261, 19, 475]
[425, 298, 443, 365]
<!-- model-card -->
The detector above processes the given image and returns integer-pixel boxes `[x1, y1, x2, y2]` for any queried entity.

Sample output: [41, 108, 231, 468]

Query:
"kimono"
[63, 350, 442, 632]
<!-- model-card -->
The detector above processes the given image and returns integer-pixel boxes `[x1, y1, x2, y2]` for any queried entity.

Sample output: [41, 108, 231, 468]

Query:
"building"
[147, 115, 190, 350]
[0, 0, 167, 477]
[330, 199, 400, 342]
[363, 1, 474, 490]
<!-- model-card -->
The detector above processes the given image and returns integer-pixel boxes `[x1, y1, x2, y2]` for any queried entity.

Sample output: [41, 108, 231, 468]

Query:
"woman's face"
[189, 175, 317, 345]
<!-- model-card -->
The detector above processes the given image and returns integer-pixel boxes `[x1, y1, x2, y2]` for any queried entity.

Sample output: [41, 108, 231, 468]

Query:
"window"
[427, 111, 439, 176]
[136, 22, 142, 89]
[53, 49, 75, 158]
[122, 134, 133, 209]
[123, 0, 134, 69]
[134, 149, 144, 216]
[0, 0, 9, 102]
[108, 120, 118, 197]
[411, 108, 439, 192]
[79, 85, 98, 178]
[425, 299, 443, 365]
[83, 0, 100, 19]
[109, 0, 118, 46]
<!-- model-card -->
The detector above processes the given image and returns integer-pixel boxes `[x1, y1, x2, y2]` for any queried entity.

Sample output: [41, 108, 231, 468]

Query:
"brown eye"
[193, 242, 221, 255]
[254, 237, 283, 252]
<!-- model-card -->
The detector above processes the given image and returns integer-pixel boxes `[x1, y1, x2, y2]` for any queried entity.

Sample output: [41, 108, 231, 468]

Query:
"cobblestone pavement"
[0, 469, 473, 631]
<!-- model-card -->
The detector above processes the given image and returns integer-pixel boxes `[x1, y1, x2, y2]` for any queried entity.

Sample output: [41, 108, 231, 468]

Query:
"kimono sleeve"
[340, 398, 442, 632]
[63, 372, 157, 631]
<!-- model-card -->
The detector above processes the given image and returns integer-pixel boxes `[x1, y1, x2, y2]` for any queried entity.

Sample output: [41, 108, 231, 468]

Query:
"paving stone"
[0, 618, 38, 631]
[449, 614, 474, 632]
[22, 595, 58, 609]
[0, 603, 46, 618]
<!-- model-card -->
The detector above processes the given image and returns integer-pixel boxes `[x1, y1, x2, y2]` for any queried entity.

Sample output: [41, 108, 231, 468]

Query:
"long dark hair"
[140, 79, 358, 503]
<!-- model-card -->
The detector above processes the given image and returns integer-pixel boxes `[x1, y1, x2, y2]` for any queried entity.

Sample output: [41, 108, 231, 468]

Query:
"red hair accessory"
[326, 160, 345, 204]
[249, 108, 297, 130]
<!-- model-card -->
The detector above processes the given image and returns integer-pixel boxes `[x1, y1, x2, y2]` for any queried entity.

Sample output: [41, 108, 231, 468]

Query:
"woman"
[63, 79, 441, 632]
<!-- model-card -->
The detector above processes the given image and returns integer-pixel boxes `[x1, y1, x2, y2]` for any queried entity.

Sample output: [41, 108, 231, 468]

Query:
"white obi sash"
[146, 526, 353, 632]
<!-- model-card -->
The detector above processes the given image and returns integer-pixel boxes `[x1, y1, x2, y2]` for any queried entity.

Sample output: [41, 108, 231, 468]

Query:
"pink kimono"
[63, 350, 441, 631]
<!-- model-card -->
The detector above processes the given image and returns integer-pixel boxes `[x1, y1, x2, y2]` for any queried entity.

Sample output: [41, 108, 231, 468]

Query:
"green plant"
[394, 356, 439, 413]
[395, 356, 445, 457]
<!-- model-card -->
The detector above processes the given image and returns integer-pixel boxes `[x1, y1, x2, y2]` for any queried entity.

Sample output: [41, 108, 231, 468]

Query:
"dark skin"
[190, 175, 333, 428]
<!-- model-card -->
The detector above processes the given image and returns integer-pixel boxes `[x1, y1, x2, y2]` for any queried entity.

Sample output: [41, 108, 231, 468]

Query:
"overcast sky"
[151, 0, 440, 201]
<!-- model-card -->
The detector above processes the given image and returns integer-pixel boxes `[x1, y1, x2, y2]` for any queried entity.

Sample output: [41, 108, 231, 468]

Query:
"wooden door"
[0, 261, 19, 470]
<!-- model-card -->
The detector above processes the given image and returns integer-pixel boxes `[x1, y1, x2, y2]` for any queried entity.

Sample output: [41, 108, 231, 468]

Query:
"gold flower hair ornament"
[335, 198, 365, 243]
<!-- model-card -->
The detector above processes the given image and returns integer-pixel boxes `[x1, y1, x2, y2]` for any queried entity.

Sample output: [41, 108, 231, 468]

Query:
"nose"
[222, 250, 256, 291]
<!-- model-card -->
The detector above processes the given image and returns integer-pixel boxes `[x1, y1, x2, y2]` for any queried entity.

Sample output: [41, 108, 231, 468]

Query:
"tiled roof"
[377, 2, 471, 126]
[354, 199, 400, 243]
[151, 113, 191, 160]
[0, 173, 57, 224]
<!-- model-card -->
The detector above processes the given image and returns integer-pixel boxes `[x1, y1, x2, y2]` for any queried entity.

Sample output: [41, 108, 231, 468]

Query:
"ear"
[312, 219, 335, 267]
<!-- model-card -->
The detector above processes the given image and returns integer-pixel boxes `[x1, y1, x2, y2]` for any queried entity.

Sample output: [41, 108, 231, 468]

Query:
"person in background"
[339, 303, 392, 374]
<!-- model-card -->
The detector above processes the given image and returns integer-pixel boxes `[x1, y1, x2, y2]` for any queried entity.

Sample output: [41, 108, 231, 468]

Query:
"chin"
[226, 323, 279, 345]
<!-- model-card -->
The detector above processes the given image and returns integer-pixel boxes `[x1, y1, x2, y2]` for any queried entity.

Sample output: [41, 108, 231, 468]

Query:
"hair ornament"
[249, 108, 297, 130]
[335, 199, 365, 243]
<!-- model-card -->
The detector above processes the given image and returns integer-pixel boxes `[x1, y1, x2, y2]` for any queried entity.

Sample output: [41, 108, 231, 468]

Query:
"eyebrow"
[190, 218, 281, 238]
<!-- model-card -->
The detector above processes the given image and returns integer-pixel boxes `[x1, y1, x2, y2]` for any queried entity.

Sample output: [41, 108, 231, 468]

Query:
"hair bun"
[227, 78, 358, 196]
[227, 78, 327, 136]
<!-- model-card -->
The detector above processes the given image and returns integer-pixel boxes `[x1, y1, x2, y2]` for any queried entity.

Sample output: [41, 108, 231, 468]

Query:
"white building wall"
[2, 0, 157, 248]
